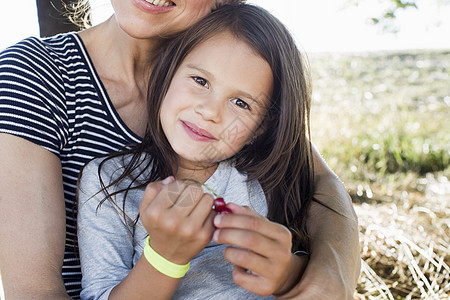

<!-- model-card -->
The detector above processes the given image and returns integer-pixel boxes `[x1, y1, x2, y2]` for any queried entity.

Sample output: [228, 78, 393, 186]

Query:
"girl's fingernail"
[162, 176, 174, 185]
[214, 214, 222, 226]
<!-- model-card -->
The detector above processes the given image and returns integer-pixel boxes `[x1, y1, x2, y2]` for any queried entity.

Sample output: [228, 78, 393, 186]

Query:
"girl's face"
[111, 0, 218, 39]
[160, 31, 273, 171]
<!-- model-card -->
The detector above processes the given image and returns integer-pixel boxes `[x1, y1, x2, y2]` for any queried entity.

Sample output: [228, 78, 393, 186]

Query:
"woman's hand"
[212, 203, 308, 296]
[139, 177, 217, 265]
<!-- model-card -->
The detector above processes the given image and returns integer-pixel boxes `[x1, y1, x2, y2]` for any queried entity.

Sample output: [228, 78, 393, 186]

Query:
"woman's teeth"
[145, 0, 174, 7]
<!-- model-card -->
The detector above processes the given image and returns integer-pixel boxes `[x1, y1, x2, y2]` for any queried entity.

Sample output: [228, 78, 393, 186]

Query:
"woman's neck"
[77, 16, 165, 137]
[78, 16, 163, 86]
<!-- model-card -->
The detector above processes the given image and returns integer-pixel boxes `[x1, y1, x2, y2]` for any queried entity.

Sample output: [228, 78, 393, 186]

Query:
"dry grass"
[354, 176, 449, 299]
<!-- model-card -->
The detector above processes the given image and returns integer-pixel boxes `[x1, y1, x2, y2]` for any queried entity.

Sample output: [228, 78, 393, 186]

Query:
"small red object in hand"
[213, 197, 232, 214]
[182, 179, 232, 214]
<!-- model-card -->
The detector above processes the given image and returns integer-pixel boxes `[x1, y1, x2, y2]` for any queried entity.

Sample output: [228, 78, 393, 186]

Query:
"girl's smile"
[160, 31, 273, 170]
[181, 121, 218, 142]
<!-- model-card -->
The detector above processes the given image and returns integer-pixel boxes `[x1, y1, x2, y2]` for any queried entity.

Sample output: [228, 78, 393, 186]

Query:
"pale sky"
[1, 0, 449, 52]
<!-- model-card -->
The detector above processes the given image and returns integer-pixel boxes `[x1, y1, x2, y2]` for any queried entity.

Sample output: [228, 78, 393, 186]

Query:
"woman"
[0, 0, 360, 299]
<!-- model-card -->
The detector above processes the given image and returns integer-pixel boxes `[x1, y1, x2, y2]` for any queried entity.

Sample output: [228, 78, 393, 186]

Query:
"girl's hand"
[213, 203, 308, 296]
[139, 177, 216, 265]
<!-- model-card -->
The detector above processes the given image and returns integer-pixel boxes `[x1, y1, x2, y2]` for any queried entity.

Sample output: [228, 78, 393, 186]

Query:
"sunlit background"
[1, 0, 450, 52]
[0, 1, 449, 299]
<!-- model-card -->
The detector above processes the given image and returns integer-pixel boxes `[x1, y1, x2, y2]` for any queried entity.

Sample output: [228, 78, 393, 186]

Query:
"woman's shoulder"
[0, 33, 83, 74]
[1, 33, 76, 58]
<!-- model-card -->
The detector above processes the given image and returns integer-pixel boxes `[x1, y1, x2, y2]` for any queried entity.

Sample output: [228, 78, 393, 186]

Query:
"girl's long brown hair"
[89, 3, 314, 252]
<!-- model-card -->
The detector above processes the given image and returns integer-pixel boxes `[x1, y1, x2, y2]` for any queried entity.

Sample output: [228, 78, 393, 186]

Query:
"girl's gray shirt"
[77, 156, 275, 300]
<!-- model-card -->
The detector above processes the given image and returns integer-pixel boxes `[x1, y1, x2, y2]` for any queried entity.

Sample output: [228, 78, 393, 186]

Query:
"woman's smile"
[144, 0, 174, 7]
[132, 0, 176, 14]
[112, 0, 216, 39]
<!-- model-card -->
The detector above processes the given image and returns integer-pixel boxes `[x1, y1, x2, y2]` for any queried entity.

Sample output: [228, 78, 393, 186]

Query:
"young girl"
[77, 3, 314, 299]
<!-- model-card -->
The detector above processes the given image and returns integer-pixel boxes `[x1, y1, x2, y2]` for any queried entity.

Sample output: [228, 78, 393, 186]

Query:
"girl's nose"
[194, 95, 222, 122]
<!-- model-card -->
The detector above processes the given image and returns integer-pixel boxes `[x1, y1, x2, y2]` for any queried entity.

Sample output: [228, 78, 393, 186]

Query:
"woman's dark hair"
[93, 3, 314, 252]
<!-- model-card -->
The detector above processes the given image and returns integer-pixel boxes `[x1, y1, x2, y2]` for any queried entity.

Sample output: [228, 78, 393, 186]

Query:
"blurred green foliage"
[346, 0, 450, 32]
[309, 50, 449, 199]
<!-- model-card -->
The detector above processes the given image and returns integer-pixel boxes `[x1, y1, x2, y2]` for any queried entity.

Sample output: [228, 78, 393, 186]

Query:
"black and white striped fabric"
[0, 33, 141, 298]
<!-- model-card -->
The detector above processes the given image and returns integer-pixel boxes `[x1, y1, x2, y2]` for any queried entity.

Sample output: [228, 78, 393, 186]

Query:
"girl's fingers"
[223, 241, 297, 296]
[177, 193, 216, 241]
[224, 245, 289, 281]
[148, 179, 201, 213]
[224, 246, 268, 275]
[230, 250, 308, 296]
[231, 265, 275, 296]
[150, 180, 216, 235]
[140, 180, 216, 264]
[213, 204, 298, 296]
[170, 181, 204, 210]
[214, 227, 289, 259]
[139, 176, 175, 212]
[187, 193, 215, 224]
[224, 202, 256, 215]
[196, 208, 217, 243]
[140, 179, 206, 235]
[214, 207, 292, 243]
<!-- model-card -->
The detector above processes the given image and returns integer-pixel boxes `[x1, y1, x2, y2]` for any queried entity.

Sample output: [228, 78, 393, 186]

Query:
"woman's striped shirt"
[0, 33, 141, 299]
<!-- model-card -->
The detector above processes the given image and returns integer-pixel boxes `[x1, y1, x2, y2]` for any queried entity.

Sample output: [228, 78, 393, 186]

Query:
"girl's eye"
[231, 98, 250, 110]
[192, 76, 209, 88]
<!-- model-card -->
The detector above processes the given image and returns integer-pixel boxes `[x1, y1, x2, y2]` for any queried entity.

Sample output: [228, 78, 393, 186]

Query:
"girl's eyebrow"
[185, 63, 269, 109]
[185, 64, 214, 80]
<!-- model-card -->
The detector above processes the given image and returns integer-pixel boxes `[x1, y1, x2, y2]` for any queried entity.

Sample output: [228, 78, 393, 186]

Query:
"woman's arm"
[0, 134, 71, 299]
[279, 144, 361, 299]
